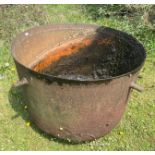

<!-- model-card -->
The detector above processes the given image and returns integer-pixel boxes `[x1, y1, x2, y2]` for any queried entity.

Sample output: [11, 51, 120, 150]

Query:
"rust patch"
[32, 38, 112, 72]
[97, 38, 112, 45]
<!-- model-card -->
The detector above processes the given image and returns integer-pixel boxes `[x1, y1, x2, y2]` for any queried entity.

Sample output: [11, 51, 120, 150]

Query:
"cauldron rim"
[11, 24, 146, 84]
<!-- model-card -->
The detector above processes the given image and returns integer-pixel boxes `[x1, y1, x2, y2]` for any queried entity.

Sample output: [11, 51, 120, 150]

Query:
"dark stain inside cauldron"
[39, 37, 143, 81]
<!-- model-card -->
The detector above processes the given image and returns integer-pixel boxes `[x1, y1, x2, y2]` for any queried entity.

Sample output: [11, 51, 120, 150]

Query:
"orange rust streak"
[97, 38, 112, 45]
[32, 38, 113, 72]
[33, 39, 93, 72]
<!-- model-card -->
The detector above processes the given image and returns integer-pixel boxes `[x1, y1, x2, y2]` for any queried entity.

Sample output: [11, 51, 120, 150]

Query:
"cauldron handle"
[130, 81, 144, 92]
[13, 77, 29, 88]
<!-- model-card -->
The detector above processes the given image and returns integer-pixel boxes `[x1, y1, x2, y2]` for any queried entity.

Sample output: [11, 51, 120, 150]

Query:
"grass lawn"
[0, 4, 155, 150]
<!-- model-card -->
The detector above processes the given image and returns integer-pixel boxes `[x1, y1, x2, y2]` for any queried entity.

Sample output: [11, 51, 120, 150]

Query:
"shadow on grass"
[8, 85, 86, 145]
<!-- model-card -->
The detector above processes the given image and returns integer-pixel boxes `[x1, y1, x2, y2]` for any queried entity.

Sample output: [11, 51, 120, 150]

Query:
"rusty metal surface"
[25, 73, 138, 142]
[11, 24, 146, 142]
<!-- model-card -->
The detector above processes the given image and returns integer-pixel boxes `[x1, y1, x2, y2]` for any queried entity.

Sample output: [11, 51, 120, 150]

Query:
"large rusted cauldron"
[11, 24, 146, 142]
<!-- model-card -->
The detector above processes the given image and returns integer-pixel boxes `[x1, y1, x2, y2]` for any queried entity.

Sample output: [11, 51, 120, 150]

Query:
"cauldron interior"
[12, 25, 146, 81]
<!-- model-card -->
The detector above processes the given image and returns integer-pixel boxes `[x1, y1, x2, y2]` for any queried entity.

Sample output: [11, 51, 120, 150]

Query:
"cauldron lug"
[130, 81, 144, 92]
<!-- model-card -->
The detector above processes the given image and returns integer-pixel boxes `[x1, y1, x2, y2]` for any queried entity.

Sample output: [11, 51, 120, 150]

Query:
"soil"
[39, 37, 142, 80]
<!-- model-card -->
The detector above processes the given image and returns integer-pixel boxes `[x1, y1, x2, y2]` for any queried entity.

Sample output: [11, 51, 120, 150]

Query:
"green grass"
[0, 4, 155, 150]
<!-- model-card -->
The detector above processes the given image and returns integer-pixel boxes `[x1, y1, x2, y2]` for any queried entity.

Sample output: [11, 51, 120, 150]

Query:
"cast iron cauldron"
[11, 24, 146, 142]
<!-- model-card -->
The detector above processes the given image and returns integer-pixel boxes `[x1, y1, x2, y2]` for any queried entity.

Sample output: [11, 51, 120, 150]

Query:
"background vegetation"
[0, 4, 155, 150]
